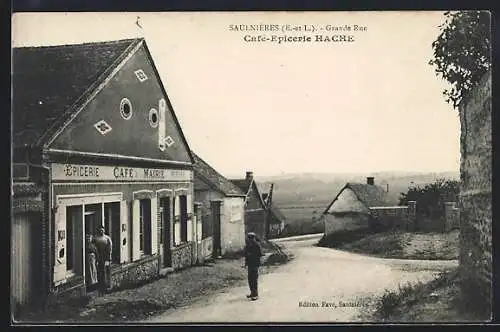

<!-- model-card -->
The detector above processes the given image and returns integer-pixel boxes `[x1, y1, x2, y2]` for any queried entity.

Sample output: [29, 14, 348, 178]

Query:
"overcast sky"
[12, 11, 460, 177]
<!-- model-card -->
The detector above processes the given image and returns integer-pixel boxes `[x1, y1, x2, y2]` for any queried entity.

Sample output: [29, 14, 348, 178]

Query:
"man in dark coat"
[93, 226, 112, 295]
[243, 232, 263, 300]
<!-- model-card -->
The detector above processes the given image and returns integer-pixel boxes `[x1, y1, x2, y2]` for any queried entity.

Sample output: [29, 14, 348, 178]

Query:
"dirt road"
[147, 235, 458, 323]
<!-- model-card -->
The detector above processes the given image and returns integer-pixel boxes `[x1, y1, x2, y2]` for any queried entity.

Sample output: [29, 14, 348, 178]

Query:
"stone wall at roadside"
[111, 256, 159, 289]
[458, 70, 492, 318]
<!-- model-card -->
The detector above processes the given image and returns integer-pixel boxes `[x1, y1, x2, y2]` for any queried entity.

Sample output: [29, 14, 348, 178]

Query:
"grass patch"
[318, 229, 459, 260]
[369, 268, 487, 322]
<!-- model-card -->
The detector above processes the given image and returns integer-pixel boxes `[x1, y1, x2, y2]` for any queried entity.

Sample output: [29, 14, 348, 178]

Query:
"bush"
[399, 178, 459, 221]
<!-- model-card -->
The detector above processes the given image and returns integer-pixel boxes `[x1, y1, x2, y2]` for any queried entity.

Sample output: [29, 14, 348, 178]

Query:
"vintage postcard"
[11, 11, 492, 324]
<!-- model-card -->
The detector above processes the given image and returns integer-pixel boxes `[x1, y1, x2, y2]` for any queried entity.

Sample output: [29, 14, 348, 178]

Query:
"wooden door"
[211, 201, 221, 258]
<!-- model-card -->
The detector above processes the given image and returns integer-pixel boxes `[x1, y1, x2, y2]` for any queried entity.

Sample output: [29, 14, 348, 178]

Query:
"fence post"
[407, 201, 417, 231]
[444, 202, 456, 232]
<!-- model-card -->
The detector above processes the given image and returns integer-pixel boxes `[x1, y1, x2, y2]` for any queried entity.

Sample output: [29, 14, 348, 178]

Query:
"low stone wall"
[369, 201, 416, 231]
[110, 255, 159, 290]
[171, 242, 194, 270]
[369, 206, 409, 230]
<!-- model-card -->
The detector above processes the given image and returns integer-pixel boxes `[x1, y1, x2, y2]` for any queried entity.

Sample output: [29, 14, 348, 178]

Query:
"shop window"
[104, 202, 121, 264]
[139, 199, 152, 254]
[159, 197, 170, 245]
[172, 197, 177, 245]
[180, 195, 188, 242]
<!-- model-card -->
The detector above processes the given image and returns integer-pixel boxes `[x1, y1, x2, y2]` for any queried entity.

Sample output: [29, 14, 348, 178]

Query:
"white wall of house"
[324, 213, 370, 235]
[221, 197, 245, 254]
[324, 188, 371, 236]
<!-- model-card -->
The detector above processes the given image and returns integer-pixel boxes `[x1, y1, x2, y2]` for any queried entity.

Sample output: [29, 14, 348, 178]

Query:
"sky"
[12, 11, 460, 178]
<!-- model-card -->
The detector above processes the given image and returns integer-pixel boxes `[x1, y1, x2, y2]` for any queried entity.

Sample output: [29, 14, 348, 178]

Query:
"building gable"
[326, 187, 370, 214]
[246, 181, 266, 210]
[48, 42, 193, 165]
[13, 39, 139, 148]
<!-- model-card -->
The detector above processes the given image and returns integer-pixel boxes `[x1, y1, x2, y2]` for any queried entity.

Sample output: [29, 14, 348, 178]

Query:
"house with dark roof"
[230, 172, 269, 240]
[321, 177, 390, 236]
[12, 38, 198, 310]
[192, 152, 247, 258]
[261, 192, 286, 238]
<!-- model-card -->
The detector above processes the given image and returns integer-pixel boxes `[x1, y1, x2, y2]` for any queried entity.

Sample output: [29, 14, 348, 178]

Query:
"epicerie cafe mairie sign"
[52, 163, 193, 182]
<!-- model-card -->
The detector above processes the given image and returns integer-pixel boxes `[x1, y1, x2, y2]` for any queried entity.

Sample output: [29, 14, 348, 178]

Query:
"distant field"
[280, 205, 325, 224]
[277, 203, 326, 237]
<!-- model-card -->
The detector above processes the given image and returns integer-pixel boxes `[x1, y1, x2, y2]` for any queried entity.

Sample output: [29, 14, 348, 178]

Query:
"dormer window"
[134, 69, 148, 82]
[120, 98, 133, 120]
[149, 108, 159, 128]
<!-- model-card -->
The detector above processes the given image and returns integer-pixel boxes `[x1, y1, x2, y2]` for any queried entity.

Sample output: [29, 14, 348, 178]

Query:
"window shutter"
[54, 205, 67, 284]
[187, 194, 193, 214]
[187, 217, 192, 242]
[132, 200, 141, 261]
[150, 196, 158, 254]
[186, 194, 193, 242]
[174, 196, 180, 245]
[120, 200, 129, 263]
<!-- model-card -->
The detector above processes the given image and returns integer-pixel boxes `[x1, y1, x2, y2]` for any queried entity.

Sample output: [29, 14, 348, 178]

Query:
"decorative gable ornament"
[134, 69, 148, 82]
[158, 98, 167, 151]
[94, 120, 112, 135]
[165, 136, 175, 147]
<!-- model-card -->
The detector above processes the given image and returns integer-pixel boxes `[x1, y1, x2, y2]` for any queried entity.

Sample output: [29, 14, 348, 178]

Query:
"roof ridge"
[14, 38, 143, 50]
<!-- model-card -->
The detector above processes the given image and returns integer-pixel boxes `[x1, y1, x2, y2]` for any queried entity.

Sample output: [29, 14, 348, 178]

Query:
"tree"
[429, 11, 491, 108]
[399, 178, 459, 219]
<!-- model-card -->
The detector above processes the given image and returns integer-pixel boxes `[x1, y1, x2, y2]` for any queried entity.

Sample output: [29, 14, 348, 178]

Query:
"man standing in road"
[243, 232, 263, 301]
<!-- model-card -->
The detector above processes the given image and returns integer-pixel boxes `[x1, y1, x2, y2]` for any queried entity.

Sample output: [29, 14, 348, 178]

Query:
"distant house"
[262, 192, 286, 238]
[192, 152, 246, 258]
[230, 172, 268, 240]
[322, 177, 390, 236]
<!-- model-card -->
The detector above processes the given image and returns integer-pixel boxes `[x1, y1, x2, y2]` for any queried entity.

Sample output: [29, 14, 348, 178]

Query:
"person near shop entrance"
[93, 226, 112, 295]
[243, 232, 263, 301]
[85, 234, 98, 291]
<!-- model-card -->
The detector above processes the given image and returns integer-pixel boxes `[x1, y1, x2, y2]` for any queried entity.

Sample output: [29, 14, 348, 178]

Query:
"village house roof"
[13, 37, 196, 165]
[13, 38, 142, 147]
[192, 152, 246, 197]
[323, 182, 389, 215]
[229, 176, 267, 208]
[268, 205, 286, 224]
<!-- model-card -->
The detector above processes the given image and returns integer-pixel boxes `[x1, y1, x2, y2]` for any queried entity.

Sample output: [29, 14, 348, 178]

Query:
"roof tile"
[192, 152, 245, 197]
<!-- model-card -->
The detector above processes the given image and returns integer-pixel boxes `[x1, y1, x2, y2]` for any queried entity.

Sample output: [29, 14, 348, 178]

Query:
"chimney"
[246, 171, 254, 181]
[367, 177, 375, 185]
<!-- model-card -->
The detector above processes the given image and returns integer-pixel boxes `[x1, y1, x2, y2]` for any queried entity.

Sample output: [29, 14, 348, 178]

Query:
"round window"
[120, 98, 133, 120]
[149, 108, 159, 128]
